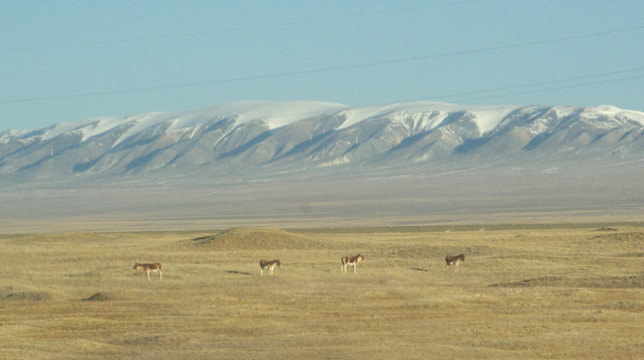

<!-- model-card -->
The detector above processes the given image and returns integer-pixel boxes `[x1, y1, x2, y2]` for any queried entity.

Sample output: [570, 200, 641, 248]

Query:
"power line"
[435, 67, 644, 102]
[454, 74, 644, 104]
[1, 25, 643, 104]
[3, 0, 488, 53]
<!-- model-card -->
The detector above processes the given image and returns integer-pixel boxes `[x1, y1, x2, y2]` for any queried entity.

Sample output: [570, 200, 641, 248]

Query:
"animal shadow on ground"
[226, 270, 253, 276]
[410, 267, 430, 272]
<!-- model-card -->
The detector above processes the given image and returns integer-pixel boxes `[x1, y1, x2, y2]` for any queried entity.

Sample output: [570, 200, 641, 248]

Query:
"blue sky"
[1, 0, 643, 131]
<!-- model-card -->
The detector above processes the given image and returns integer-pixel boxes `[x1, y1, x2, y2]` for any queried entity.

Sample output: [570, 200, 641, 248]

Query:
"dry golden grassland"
[0, 226, 643, 359]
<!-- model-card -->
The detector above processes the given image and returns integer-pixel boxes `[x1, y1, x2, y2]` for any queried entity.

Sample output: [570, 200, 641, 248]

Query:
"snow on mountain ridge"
[16, 101, 644, 147]
[335, 101, 519, 133]
[0, 129, 33, 143]
[2, 100, 644, 182]
[595, 105, 644, 123]
[26, 100, 348, 147]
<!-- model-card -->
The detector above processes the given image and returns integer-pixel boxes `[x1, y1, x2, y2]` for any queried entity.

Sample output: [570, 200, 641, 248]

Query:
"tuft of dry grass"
[0, 226, 642, 359]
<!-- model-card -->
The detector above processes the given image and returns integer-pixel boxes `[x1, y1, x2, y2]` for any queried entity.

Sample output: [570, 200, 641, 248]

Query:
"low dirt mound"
[490, 276, 564, 287]
[580, 275, 644, 288]
[83, 291, 118, 302]
[594, 227, 619, 232]
[4, 291, 52, 302]
[591, 231, 644, 242]
[390, 245, 497, 259]
[188, 228, 327, 250]
[600, 301, 644, 312]
[491, 274, 644, 288]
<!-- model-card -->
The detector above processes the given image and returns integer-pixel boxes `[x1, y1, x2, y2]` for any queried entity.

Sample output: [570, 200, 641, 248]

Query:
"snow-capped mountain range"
[1, 100, 644, 181]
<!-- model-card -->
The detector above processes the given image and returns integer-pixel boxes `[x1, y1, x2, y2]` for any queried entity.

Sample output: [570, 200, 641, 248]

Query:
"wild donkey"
[341, 254, 364, 273]
[445, 254, 465, 272]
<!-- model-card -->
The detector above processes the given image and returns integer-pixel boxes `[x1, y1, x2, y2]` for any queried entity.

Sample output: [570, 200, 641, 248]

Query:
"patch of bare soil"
[185, 227, 329, 250]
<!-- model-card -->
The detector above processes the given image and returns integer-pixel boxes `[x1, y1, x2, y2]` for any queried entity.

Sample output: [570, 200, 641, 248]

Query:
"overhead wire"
[436, 67, 644, 103]
[2, 25, 643, 105]
[454, 74, 644, 105]
[2, 0, 489, 53]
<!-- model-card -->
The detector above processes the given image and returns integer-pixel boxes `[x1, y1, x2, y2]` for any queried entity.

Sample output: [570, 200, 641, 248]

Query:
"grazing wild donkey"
[341, 254, 364, 273]
[259, 259, 281, 276]
[445, 254, 465, 272]
[133, 263, 163, 281]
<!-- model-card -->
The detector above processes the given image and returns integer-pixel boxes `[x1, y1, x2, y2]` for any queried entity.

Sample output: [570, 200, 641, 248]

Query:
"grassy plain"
[0, 226, 643, 359]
